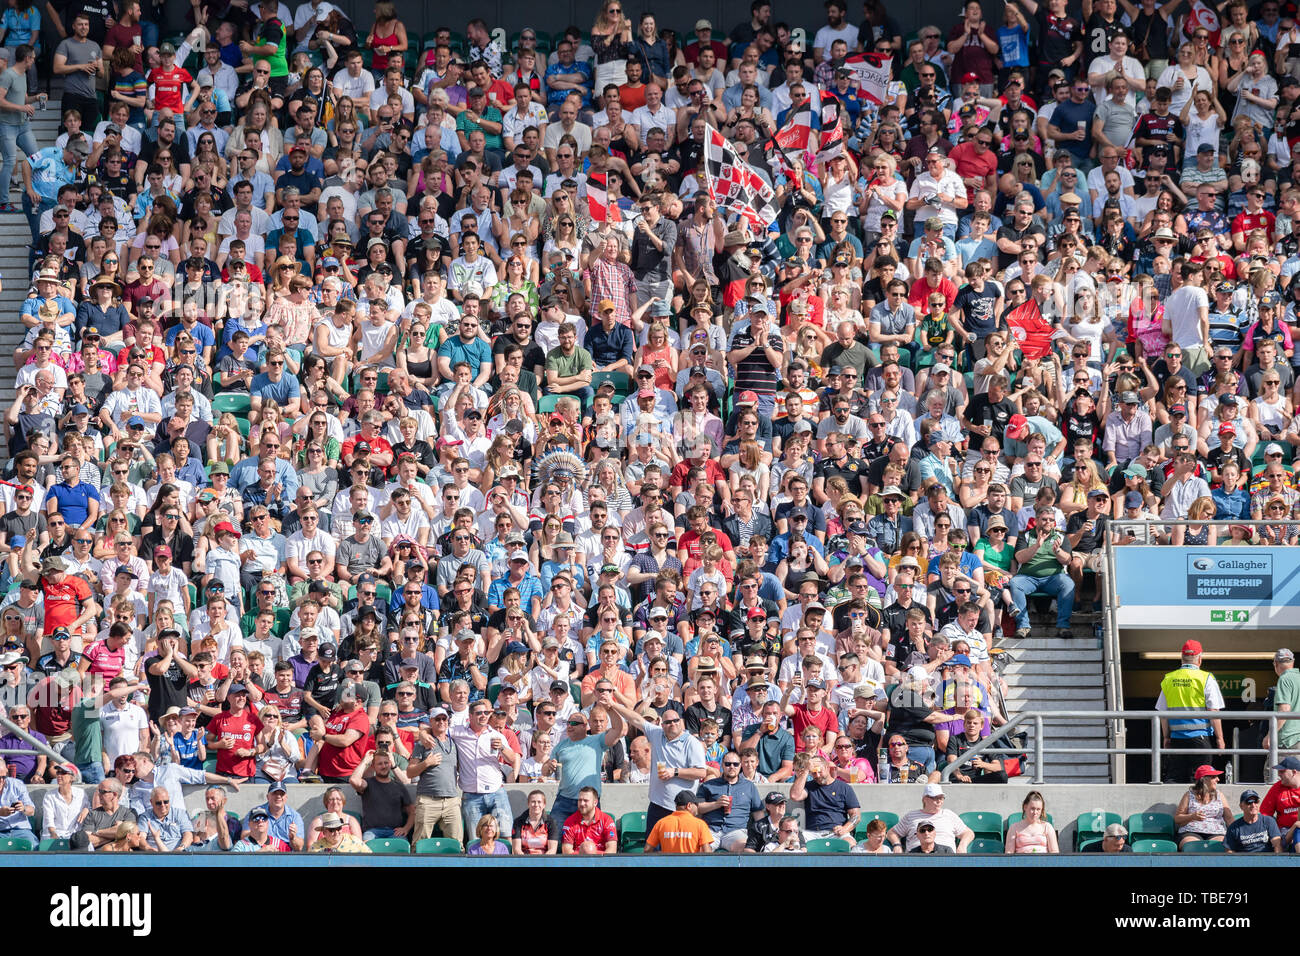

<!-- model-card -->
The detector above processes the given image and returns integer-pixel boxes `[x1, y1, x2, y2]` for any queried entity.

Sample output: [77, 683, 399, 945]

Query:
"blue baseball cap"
[948, 653, 972, 668]
[127, 415, 145, 427]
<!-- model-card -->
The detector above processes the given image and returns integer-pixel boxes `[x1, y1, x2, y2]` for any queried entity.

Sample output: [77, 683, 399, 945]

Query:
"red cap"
[213, 521, 240, 538]
[1005, 413, 1029, 441]
[961, 72, 979, 84]
[1218, 422, 1236, 435]
[747, 606, 767, 619]
[1194, 765, 1223, 780]
[1182, 639, 1203, 656]
[736, 390, 759, 406]
[154, 545, 172, 558]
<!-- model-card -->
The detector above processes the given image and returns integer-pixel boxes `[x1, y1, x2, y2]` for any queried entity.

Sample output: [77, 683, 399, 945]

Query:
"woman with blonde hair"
[636, 322, 678, 391]
[1059, 458, 1107, 516]
[1171, 496, 1220, 547]
[590, 0, 634, 88]
[859, 152, 906, 243]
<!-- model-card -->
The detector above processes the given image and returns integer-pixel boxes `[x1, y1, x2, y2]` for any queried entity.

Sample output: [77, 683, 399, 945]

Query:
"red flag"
[815, 99, 845, 167]
[765, 101, 813, 178]
[842, 53, 893, 105]
[587, 171, 621, 223]
[1005, 297, 1055, 361]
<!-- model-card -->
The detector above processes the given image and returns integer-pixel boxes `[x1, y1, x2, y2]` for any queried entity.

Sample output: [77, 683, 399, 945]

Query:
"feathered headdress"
[533, 448, 587, 488]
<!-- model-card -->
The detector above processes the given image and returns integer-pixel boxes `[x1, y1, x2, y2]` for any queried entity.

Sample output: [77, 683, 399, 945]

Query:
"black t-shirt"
[815, 454, 867, 496]
[1034, 10, 1081, 65]
[886, 686, 936, 747]
[303, 663, 343, 710]
[359, 775, 412, 829]
[491, 333, 546, 374]
[684, 701, 733, 740]
[144, 653, 191, 721]
[964, 393, 1016, 443]
[139, 133, 191, 169]
[1084, 12, 1122, 57]
[1062, 408, 1101, 455]
[995, 222, 1047, 271]
[1066, 511, 1109, 553]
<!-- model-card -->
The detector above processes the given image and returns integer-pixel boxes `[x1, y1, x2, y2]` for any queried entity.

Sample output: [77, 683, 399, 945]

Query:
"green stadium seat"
[422, 31, 441, 51]
[1180, 840, 1227, 853]
[1126, 812, 1175, 843]
[212, 393, 251, 416]
[805, 837, 853, 853]
[0, 837, 33, 852]
[617, 811, 647, 850]
[967, 837, 1003, 854]
[366, 837, 411, 854]
[1076, 838, 1104, 853]
[414, 837, 462, 854]
[960, 811, 1003, 841]
[1132, 838, 1179, 854]
[537, 394, 561, 415]
[855, 810, 899, 839]
[1072, 811, 1121, 850]
[591, 370, 631, 402]
[39, 838, 71, 852]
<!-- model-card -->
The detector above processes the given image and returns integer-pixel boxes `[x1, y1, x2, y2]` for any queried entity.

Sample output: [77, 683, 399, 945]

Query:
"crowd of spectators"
[0, 0, 1299, 855]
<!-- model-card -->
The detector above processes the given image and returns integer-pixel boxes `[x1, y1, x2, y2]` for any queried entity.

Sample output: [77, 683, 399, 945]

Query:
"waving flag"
[842, 52, 893, 106]
[815, 99, 845, 167]
[1005, 297, 1056, 361]
[765, 100, 814, 179]
[704, 125, 777, 229]
[587, 171, 621, 223]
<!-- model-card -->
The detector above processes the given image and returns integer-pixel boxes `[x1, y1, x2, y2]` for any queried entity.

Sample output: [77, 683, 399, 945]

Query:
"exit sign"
[1210, 610, 1251, 623]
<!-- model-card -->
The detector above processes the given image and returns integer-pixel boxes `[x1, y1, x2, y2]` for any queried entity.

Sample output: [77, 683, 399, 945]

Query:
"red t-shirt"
[562, 810, 617, 852]
[42, 574, 93, 635]
[147, 65, 193, 114]
[1231, 210, 1275, 243]
[1261, 780, 1300, 829]
[341, 434, 394, 461]
[207, 708, 263, 777]
[116, 343, 165, 367]
[318, 707, 372, 779]
[677, 527, 734, 563]
[791, 703, 838, 751]
[670, 458, 725, 491]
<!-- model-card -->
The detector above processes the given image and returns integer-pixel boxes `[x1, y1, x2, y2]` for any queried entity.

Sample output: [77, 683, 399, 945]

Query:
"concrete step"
[1000, 673, 1107, 687]
[1001, 638, 1101, 651]
[1002, 662, 1105, 677]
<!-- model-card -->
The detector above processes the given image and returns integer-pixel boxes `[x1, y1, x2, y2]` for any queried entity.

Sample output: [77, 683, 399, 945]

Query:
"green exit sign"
[1210, 610, 1251, 623]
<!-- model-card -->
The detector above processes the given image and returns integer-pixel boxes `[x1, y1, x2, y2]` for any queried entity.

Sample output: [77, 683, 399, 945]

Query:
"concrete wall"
[23, 782, 1252, 845]
[328, 1, 942, 43]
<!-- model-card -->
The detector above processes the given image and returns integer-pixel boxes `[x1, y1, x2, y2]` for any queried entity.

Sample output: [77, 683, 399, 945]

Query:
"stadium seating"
[967, 837, 1004, 854]
[1180, 841, 1227, 853]
[1131, 839, 1179, 854]
[1126, 813, 1176, 843]
[414, 838, 463, 854]
[805, 837, 852, 853]
[366, 838, 411, 854]
[1073, 812, 1123, 851]
[617, 811, 647, 852]
[960, 811, 1002, 842]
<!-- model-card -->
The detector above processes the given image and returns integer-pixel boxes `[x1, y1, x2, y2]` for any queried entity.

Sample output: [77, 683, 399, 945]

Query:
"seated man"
[788, 753, 860, 841]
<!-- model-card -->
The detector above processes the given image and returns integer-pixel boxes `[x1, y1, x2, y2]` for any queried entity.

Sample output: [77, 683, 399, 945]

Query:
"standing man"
[449, 698, 520, 838]
[1156, 639, 1225, 783]
[54, 14, 105, 129]
[1162, 262, 1211, 376]
[408, 708, 462, 845]
[630, 193, 677, 305]
[1268, 648, 1300, 756]
[0, 44, 38, 215]
[23, 135, 88, 243]
[547, 706, 625, 823]
[608, 700, 708, 832]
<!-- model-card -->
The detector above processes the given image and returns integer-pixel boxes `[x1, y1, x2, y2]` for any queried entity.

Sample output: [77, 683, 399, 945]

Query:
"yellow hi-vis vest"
[1160, 666, 1212, 738]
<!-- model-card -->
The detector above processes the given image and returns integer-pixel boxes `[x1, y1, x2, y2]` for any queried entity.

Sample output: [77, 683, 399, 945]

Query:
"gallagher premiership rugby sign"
[1113, 547, 1290, 628]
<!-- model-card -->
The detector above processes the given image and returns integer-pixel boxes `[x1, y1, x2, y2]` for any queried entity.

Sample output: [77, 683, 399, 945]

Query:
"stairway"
[998, 609, 1112, 784]
[0, 104, 64, 459]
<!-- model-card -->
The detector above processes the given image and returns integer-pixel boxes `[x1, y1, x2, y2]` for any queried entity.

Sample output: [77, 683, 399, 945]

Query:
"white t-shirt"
[100, 702, 149, 762]
[1164, 284, 1209, 349]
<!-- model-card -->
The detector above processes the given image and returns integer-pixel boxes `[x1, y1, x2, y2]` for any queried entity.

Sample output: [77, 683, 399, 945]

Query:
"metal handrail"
[939, 710, 1299, 785]
[0, 715, 80, 782]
